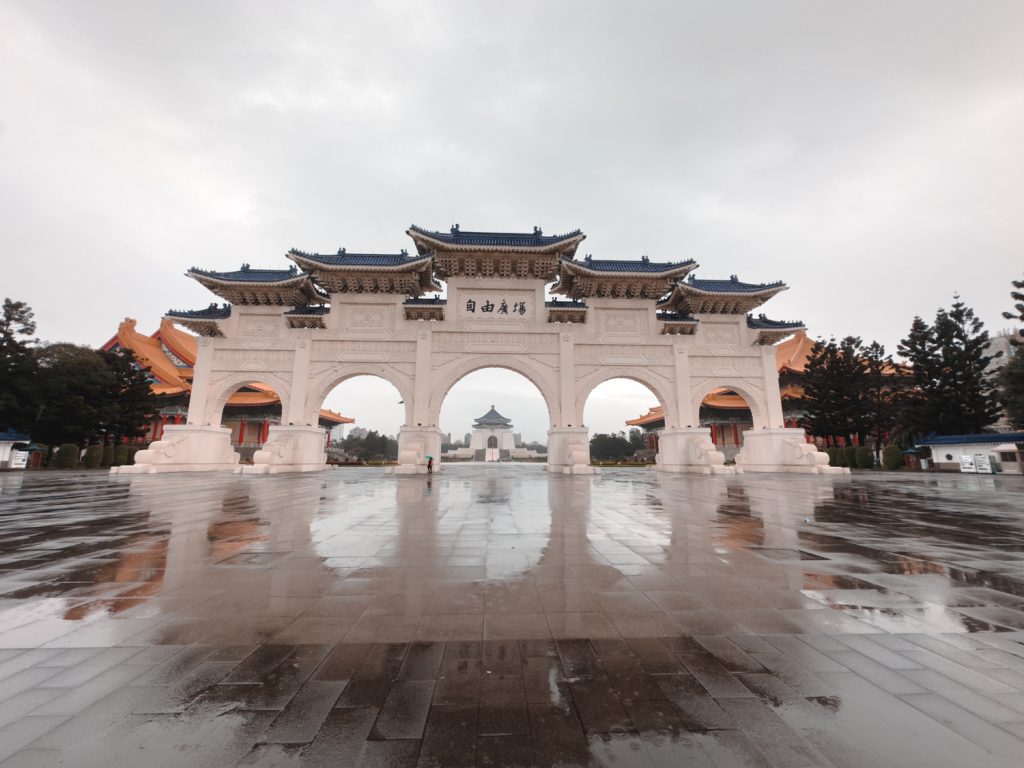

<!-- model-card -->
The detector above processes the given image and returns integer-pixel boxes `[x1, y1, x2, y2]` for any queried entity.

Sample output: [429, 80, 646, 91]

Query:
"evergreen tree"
[628, 427, 647, 452]
[1002, 275, 1024, 345]
[803, 336, 869, 444]
[32, 344, 111, 445]
[999, 352, 1024, 429]
[897, 297, 1001, 438]
[998, 275, 1024, 427]
[589, 432, 633, 461]
[0, 299, 40, 432]
[862, 341, 899, 452]
[98, 348, 159, 441]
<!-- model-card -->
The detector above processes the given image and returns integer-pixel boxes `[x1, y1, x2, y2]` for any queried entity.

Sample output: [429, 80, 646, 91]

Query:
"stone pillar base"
[655, 427, 735, 475]
[546, 427, 597, 475]
[393, 426, 443, 475]
[243, 425, 326, 474]
[110, 425, 240, 474]
[736, 428, 848, 474]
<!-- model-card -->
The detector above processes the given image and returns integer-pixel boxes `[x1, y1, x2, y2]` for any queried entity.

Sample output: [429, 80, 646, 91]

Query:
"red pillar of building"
[732, 423, 740, 446]
[238, 418, 246, 446]
[710, 424, 718, 445]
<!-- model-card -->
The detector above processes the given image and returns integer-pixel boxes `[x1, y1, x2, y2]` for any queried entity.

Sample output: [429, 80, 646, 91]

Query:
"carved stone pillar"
[546, 427, 596, 475]
[395, 426, 443, 475]
[244, 424, 326, 474]
[656, 427, 734, 474]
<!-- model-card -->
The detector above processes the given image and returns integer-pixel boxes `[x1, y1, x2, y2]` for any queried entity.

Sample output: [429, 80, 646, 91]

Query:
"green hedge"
[126, 446, 140, 465]
[882, 445, 904, 470]
[826, 447, 842, 466]
[855, 446, 875, 469]
[51, 444, 80, 469]
[113, 445, 130, 466]
[843, 446, 858, 469]
[101, 445, 114, 467]
[83, 444, 103, 468]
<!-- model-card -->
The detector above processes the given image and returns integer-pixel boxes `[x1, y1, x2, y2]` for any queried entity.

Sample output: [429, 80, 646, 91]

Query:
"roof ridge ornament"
[533, 226, 543, 237]
[730, 274, 738, 282]
[451, 223, 460, 234]
[241, 263, 251, 271]
[641, 255, 649, 263]
[337, 247, 346, 255]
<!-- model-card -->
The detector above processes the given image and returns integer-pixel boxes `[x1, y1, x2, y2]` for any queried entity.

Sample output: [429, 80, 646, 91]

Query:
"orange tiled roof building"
[627, 330, 815, 460]
[103, 318, 351, 461]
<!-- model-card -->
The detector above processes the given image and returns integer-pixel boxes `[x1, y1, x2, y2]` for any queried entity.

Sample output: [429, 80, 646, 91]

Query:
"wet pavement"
[0, 466, 1023, 767]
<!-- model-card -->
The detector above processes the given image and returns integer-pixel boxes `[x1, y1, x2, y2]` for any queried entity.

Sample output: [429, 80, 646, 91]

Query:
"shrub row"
[825, 444, 906, 470]
[46, 444, 139, 469]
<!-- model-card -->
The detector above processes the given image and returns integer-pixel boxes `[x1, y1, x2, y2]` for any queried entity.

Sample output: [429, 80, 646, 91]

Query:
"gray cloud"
[2, 0, 1021, 440]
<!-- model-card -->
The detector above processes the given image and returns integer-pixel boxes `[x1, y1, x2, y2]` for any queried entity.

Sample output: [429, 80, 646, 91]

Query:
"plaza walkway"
[0, 465, 1023, 766]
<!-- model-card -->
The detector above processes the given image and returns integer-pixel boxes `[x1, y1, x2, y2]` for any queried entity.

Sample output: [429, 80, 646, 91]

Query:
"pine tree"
[99, 347, 159, 441]
[998, 275, 1024, 427]
[897, 297, 1001, 438]
[1003, 275, 1024, 345]
[0, 299, 40, 432]
[803, 336, 870, 445]
[862, 341, 899, 452]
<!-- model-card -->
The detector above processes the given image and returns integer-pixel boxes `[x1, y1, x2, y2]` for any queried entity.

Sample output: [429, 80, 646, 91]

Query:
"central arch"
[690, 380, 767, 431]
[304, 364, 414, 428]
[573, 368, 675, 429]
[428, 355, 561, 427]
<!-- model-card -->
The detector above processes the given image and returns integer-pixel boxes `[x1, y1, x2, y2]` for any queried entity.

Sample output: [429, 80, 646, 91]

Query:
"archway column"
[733, 349, 845, 473]
[112, 338, 242, 474]
[655, 427, 734, 474]
[546, 427, 595, 475]
[246, 337, 328, 474]
[394, 426, 443, 475]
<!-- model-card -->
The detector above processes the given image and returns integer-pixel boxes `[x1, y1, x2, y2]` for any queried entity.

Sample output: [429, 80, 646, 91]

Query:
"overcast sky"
[2, 1, 1022, 442]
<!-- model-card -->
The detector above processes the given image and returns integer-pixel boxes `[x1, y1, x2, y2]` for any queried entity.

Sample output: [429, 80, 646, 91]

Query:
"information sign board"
[959, 455, 976, 473]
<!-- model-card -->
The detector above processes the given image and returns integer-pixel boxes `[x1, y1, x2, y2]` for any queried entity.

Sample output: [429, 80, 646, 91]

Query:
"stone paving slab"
[0, 466, 1022, 766]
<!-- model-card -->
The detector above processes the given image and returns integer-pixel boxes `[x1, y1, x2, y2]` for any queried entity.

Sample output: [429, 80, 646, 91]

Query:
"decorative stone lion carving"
[253, 436, 294, 466]
[685, 435, 726, 466]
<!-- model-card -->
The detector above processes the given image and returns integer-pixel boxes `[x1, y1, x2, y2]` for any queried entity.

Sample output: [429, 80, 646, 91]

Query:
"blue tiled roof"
[167, 303, 231, 320]
[474, 406, 512, 427]
[569, 256, 695, 273]
[409, 224, 583, 248]
[284, 306, 330, 316]
[0, 430, 30, 442]
[545, 299, 588, 308]
[747, 314, 803, 329]
[289, 248, 427, 267]
[403, 297, 447, 305]
[189, 265, 303, 283]
[686, 275, 785, 293]
[916, 433, 1024, 446]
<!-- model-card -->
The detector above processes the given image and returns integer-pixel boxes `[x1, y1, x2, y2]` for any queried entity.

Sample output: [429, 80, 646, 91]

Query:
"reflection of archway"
[575, 370, 673, 429]
[690, 381, 766, 432]
[429, 357, 559, 426]
[304, 365, 414, 427]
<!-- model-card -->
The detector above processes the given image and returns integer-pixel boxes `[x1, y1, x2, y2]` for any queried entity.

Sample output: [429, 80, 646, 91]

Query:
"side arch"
[574, 368, 676, 428]
[428, 355, 560, 426]
[689, 379, 767, 430]
[204, 372, 293, 428]
[304, 364, 415, 427]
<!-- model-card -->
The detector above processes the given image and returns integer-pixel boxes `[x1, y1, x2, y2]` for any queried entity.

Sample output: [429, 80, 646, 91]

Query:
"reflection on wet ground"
[0, 467, 1023, 766]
